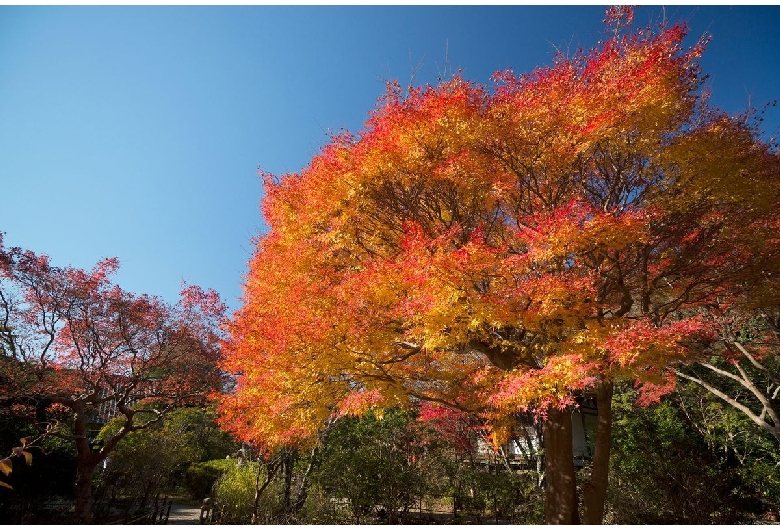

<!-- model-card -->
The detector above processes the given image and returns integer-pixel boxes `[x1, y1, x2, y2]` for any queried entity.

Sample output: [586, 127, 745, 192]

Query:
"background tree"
[0, 235, 226, 522]
[219, 7, 780, 524]
[674, 379, 780, 518]
[91, 406, 237, 520]
[312, 409, 435, 523]
[607, 383, 774, 523]
[675, 303, 780, 443]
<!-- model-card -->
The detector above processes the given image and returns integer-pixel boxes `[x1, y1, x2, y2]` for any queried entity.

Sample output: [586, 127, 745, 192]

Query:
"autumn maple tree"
[219, 7, 780, 524]
[0, 235, 226, 522]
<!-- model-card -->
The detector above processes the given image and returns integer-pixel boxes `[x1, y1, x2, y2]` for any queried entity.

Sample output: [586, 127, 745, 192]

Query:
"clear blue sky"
[1, 6, 778, 312]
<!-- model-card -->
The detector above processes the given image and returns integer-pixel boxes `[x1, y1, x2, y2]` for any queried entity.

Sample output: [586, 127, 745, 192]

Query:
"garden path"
[165, 503, 202, 525]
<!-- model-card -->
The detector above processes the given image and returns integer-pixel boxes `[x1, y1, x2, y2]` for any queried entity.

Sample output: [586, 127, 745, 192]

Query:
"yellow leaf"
[12, 447, 33, 466]
[0, 480, 13, 490]
[0, 458, 12, 476]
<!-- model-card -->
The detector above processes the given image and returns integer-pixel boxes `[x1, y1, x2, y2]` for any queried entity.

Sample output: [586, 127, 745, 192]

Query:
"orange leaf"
[0, 458, 12, 476]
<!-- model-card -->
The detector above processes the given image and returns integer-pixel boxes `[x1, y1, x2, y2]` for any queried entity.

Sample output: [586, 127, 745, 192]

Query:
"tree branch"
[674, 369, 780, 443]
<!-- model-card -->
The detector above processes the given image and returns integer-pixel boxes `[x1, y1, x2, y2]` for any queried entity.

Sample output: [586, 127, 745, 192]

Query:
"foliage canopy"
[219, 9, 780, 460]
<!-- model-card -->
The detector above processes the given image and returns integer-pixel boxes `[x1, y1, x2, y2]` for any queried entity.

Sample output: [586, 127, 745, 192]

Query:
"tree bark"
[581, 381, 613, 525]
[251, 457, 279, 524]
[543, 406, 580, 524]
[282, 449, 295, 512]
[74, 456, 98, 523]
[72, 404, 99, 523]
[292, 448, 317, 514]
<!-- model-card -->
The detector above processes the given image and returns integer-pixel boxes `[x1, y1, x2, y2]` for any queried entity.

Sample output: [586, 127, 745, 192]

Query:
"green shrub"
[183, 459, 235, 501]
[211, 461, 257, 523]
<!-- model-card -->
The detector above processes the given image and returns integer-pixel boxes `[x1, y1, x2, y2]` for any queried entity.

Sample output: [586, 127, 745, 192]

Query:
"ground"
[165, 503, 202, 525]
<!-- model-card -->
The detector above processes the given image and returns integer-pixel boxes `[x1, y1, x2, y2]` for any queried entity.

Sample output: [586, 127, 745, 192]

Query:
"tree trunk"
[543, 406, 580, 524]
[74, 457, 97, 523]
[581, 381, 613, 524]
[251, 460, 275, 524]
[292, 448, 317, 514]
[282, 449, 294, 512]
[73, 404, 99, 523]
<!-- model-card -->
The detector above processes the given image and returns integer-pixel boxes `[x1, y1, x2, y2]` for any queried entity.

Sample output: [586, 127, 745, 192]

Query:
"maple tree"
[219, 7, 780, 524]
[0, 234, 226, 522]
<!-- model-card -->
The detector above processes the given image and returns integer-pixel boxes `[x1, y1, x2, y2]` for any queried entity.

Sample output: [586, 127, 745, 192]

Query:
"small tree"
[312, 409, 436, 523]
[0, 235, 226, 522]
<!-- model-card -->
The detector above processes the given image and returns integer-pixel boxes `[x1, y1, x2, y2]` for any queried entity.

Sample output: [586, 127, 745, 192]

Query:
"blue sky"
[1, 6, 778, 312]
